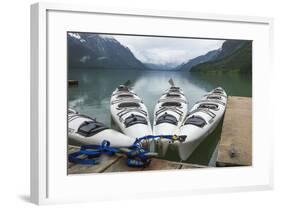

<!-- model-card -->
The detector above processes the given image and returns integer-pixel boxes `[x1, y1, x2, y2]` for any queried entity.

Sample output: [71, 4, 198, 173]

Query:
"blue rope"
[68, 140, 119, 165]
[68, 135, 186, 167]
[68, 151, 101, 165]
[79, 140, 119, 156]
[124, 144, 151, 167]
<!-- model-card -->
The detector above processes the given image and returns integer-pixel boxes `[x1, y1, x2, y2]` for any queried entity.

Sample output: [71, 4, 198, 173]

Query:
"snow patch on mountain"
[68, 32, 81, 39]
[68, 32, 86, 43]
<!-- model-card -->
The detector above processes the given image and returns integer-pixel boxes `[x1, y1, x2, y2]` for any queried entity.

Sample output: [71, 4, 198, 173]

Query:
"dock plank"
[68, 154, 122, 174]
[143, 159, 181, 171]
[217, 96, 252, 166]
[180, 163, 207, 169]
[103, 156, 145, 172]
[67, 145, 123, 174]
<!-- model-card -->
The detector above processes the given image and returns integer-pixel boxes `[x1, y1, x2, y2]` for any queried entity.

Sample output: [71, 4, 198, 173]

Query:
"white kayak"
[68, 109, 135, 147]
[110, 85, 152, 139]
[177, 87, 227, 160]
[153, 86, 188, 135]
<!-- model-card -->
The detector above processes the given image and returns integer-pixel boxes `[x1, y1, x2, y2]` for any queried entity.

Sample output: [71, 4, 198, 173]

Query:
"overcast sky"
[113, 35, 225, 66]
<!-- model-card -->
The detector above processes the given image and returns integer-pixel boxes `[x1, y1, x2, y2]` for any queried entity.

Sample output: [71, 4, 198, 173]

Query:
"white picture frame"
[30, 2, 274, 205]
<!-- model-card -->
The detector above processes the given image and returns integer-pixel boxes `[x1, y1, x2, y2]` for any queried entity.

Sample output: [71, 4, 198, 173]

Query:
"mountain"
[68, 33, 147, 70]
[190, 40, 252, 74]
[214, 40, 246, 60]
[177, 49, 221, 71]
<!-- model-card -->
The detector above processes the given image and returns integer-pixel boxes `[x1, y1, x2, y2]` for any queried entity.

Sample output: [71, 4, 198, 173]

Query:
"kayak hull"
[68, 129, 136, 147]
[153, 86, 188, 136]
[177, 117, 222, 160]
[110, 86, 152, 139]
[177, 87, 227, 160]
[68, 110, 135, 147]
[153, 123, 180, 135]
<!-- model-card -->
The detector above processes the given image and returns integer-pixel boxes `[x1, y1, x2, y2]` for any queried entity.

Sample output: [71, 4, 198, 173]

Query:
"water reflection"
[188, 72, 252, 97]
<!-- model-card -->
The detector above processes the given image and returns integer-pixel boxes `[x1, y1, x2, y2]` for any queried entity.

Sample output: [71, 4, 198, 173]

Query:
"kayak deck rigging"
[68, 113, 93, 122]
[184, 115, 207, 128]
[158, 97, 187, 104]
[117, 107, 148, 118]
[156, 106, 184, 117]
[156, 113, 178, 126]
[186, 106, 217, 124]
[111, 98, 143, 105]
[124, 114, 148, 128]
[196, 99, 226, 106]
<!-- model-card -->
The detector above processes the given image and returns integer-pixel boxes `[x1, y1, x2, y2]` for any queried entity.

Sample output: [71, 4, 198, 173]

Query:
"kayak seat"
[162, 102, 181, 107]
[207, 95, 221, 100]
[124, 114, 148, 128]
[117, 94, 134, 98]
[170, 86, 180, 90]
[169, 89, 181, 93]
[166, 93, 181, 97]
[198, 103, 219, 111]
[184, 115, 207, 128]
[77, 121, 108, 137]
[118, 102, 140, 108]
[156, 112, 178, 126]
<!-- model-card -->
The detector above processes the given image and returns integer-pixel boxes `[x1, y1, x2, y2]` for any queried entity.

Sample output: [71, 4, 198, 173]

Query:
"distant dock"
[68, 80, 78, 86]
[216, 96, 252, 166]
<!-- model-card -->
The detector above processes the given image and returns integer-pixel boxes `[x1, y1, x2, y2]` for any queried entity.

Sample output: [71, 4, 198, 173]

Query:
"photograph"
[67, 32, 252, 174]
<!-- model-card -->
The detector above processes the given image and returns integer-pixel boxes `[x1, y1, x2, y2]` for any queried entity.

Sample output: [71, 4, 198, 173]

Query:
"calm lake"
[68, 68, 252, 165]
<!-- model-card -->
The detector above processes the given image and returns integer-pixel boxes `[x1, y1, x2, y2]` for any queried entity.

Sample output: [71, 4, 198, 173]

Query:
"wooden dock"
[68, 145, 206, 174]
[216, 96, 252, 167]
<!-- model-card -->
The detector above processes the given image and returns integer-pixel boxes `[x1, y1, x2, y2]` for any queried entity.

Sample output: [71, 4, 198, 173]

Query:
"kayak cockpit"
[117, 94, 134, 98]
[156, 113, 178, 126]
[184, 115, 207, 128]
[162, 102, 181, 107]
[118, 102, 140, 108]
[124, 114, 148, 127]
[207, 95, 222, 100]
[198, 103, 219, 111]
[166, 93, 181, 98]
[77, 121, 108, 137]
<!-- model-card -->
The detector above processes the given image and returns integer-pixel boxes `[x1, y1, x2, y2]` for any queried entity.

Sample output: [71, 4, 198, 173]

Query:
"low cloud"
[113, 35, 224, 66]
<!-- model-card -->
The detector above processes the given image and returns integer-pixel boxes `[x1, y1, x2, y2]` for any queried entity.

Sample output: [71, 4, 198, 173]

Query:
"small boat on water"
[153, 79, 188, 135]
[68, 108, 135, 147]
[177, 87, 227, 160]
[110, 83, 152, 139]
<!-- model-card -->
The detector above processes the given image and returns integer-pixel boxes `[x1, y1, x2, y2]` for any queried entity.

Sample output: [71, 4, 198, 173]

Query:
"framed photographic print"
[30, 2, 273, 205]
